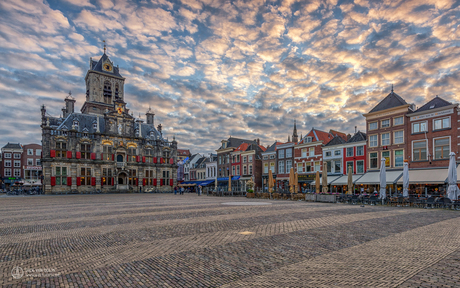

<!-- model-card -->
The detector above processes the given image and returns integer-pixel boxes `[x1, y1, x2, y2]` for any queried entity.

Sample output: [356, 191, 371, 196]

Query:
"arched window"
[115, 84, 119, 99]
[103, 81, 112, 103]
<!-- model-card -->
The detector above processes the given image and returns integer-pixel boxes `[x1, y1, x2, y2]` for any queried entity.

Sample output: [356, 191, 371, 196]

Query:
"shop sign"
[410, 109, 453, 121]
[26, 166, 41, 170]
[298, 174, 318, 181]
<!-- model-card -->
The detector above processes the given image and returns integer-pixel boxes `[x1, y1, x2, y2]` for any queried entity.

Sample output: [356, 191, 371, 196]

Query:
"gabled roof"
[264, 141, 283, 153]
[329, 130, 347, 141]
[411, 96, 454, 113]
[2, 143, 22, 149]
[298, 128, 334, 145]
[218, 137, 257, 150]
[258, 145, 267, 152]
[347, 131, 367, 143]
[177, 149, 191, 156]
[324, 135, 346, 147]
[235, 143, 249, 152]
[368, 90, 408, 113]
[91, 53, 123, 78]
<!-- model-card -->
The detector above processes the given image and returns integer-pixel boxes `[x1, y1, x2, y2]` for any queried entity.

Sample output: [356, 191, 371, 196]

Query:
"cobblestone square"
[0, 194, 459, 287]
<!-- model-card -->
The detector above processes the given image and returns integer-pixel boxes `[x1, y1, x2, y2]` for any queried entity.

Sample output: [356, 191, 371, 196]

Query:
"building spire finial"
[391, 84, 394, 93]
[103, 40, 106, 54]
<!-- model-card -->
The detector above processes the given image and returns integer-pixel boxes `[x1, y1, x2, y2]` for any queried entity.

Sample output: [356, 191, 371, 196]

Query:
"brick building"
[1, 143, 23, 188]
[261, 141, 282, 191]
[22, 143, 42, 185]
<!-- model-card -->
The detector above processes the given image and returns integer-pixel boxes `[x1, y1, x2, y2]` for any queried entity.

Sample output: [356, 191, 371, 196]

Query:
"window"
[218, 156, 221, 165]
[36, 149, 41, 156]
[232, 166, 235, 176]
[370, 152, 378, 169]
[249, 165, 253, 175]
[4, 160, 11, 167]
[248, 155, 253, 162]
[286, 160, 292, 172]
[80, 167, 91, 185]
[237, 155, 240, 162]
[102, 168, 113, 186]
[346, 162, 353, 173]
[309, 147, 315, 157]
[243, 156, 247, 163]
[14, 153, 21, 159]
[413, 140, 427, 161]
[334, 161, 341, 173]
[130, 169, 138, 185]
[93, 123, 97, 130]
[236, 166, 240, 175]
[412, 121, 427, 133]
[243, 165, 247, 175]
[369, 135, 378, 147]
[369, 122, 378, 130]
[334, 150, 341, 156]
[346, 147, 353, 157]
[356, 146, 364, 156]
[434, 117, 450, 130]
[278, 150, 284, 159]
[278, 161, 284, 174]
[434, 137, 449, 159]
[81, 144, 91, 160]
[297, 162, 303, 173]
[270, 162, 275, 173]
[315, 161, 321, 171]
[382, 151, 390, 167]
[394, 116, 403, 126]
[145, 149, 153, 163]
[306, 162, 312, 172]
[264, 163, 268, 173]
[55, 167, 67, 185]
[14, 161, 20, 168]
[357, 160, 364, 173]
[301, 149, 307, 158]
[4, 153, 11, 158]
[14, 169, 21, 177]
[127, 147, 136, 162]
[394, 131, 404, 144]
[73, 120, 79, 129]
[269, 155, 275, 159]
[381, 133, 390, 146]
[286, 149, 292, 158]
[395, 150, 403, 167]
[381, 119, 390, 128]
[56, 142, 67, 158]
[103, 145, 113, 161]
[325, 151, 331, 157]
[36, 159, 41, 166]
[4, 169, 11, 177]
[27, 159, 33, 165]
[326, 161, 332, 173]
[27, 149, 34, 155]
[263, 156, 268, 160]
[305, 137, 312, 143]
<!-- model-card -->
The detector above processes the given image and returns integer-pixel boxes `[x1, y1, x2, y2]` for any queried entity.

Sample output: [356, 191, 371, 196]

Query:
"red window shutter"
[136, 155, 140, 162]
[153, 157, 157, 164]
[76, 177, 81, 186]
[91, 153, 96, 160]
[160, 179, 164, 186]
[51, 176, 56, 186]
[143, 178, 146, 186]
[50, 150, 56, 158]
[111, 177, 114, 186]
[170, 179, 173, 186]
[153, 178, 157, 186]
[67, 177, 72, 186]
[91, 177, 96, 186]
[76, 151, 81, 159]
[112, 154, 114, 161]
[169, 158, 174, 164]
[142, 156, 146, 163]
[67, 151, 72, 159]
[135, 178, 138, 186]
[160, 157, 164, 164]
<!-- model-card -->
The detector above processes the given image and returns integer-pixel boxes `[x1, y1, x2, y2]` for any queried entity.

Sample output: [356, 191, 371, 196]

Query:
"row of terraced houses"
[181, 89, 460, 194]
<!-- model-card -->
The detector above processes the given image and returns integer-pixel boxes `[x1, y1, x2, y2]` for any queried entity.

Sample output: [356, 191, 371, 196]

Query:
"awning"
[397, 168, 448, 184]
[217, 177, 229, 181]
[356, 171, 403, 185]
[330, 174, 364, 185]
[232, 176, 240, 180]
[311, 175, 342, 186]
[198, 180, 215, 186]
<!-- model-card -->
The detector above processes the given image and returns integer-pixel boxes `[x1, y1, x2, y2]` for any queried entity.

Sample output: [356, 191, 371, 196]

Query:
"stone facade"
[40, 51, 177, 194]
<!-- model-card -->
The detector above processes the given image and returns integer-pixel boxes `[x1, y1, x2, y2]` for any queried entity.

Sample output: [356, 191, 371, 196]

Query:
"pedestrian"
[174, 186, 177, 195]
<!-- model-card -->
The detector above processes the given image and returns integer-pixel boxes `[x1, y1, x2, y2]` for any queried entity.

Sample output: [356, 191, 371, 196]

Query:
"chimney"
[355, 126, 357, 134]
[62, 107, 66, 118]
[146, 108, 155, 125]
[64, 92, 76, 117]
[257, 138, 260, 145]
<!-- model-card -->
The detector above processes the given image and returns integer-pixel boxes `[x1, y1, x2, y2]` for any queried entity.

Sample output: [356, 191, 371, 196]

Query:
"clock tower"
[81, 46, 126, 115]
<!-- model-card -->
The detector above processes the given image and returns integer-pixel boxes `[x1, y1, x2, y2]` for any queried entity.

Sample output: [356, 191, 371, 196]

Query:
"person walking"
[174, 186, 177, 195]
[181, 186, 184, 195]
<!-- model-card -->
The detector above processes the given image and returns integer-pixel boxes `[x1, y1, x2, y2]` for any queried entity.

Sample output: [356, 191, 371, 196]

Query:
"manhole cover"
[221, 202, 272, 206]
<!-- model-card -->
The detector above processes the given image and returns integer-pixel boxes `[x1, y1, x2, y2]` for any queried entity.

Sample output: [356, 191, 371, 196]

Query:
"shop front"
[2, 177, 22, 189]
[396, 168, 449, 197]
[299, 174, 318, 192]
[330, 174, 364, 194]
[355, 171, 402, 195]
[311, 174, 342, 193]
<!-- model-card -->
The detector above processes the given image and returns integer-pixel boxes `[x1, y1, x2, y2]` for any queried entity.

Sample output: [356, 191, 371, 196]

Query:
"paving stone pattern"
[0, 194, 459, 287]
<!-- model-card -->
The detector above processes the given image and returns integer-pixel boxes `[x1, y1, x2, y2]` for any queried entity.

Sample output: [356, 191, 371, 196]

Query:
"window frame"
[382, 151, 390, 167]
[381, 133, 390, 146]
[412, 121, 427, 134]
[394, 149, 404, 167]
[356, 146, 364, 156]
[356, 160, 364, 174]
[346, 147, 353, 157]
[394, 116, 404, 126]
[433, 136, 450, 160]
[394, 130, 404, 144]
[369, 152, 378, 169]
[369, 135, 378, 147]
[369, 121, 378, 130]
[412, 140, 427, 161]
[346, 161, 354, 174]
[381, 119, 390, 128]
[433, 117, 451, 131]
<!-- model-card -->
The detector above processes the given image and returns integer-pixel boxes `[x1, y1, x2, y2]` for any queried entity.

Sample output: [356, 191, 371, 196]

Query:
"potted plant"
[246, 178, 255, 198]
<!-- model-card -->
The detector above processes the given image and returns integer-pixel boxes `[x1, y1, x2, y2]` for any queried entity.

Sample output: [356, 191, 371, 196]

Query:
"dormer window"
[93, 123, 97, 130]
[73, 121, 79, 129]
[305, 136, 312, 143]
[150, 131, 154, 137]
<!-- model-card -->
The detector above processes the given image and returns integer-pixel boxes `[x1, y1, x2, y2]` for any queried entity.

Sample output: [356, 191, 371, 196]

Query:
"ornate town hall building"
[41, 48, 177, 194]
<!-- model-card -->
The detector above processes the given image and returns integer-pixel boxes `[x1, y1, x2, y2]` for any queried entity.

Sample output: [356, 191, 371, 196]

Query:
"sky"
[0, 0, 460, 154]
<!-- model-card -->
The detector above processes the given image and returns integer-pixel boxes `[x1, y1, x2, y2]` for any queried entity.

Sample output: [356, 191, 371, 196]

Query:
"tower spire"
[391, 84, 394, 93]
[292, 119, 299, 143]
[103, 40, 106, 54]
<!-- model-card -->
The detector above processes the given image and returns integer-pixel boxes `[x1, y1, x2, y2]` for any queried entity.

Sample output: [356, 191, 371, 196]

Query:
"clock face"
[103, 63, 112, 72]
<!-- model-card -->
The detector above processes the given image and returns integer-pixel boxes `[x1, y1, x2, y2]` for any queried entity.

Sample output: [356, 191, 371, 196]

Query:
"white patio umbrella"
[447, 152, 458, 200]
[403, 160, 409, 198]
[379, 158, 386, 200]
